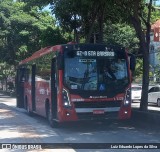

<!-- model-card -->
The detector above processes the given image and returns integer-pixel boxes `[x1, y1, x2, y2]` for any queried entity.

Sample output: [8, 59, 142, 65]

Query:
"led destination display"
[76, 51, 115, 57]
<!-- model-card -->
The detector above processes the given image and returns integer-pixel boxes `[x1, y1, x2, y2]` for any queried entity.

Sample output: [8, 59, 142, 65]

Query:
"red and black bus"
[16, 43, 135, 127]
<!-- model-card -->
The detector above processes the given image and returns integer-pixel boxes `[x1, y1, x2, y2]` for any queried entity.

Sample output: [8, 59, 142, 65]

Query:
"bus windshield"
[64, 50, 129, 92]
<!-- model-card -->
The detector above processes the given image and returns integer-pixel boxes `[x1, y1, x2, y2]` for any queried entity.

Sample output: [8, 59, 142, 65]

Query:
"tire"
[157, 98, 160, 107]
[47, 106, 59, 128]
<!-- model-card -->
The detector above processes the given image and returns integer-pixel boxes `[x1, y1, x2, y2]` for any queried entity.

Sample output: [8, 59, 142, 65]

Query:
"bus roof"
[19, 45, 62, 65]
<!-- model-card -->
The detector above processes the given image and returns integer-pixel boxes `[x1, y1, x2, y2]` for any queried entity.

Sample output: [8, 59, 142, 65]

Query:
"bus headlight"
[124, 88, 131, 106]
[62, 89, 72, 108]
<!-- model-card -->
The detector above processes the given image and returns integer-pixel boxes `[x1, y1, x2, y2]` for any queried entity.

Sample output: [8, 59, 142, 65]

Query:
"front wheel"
[157, 98, 160, 107]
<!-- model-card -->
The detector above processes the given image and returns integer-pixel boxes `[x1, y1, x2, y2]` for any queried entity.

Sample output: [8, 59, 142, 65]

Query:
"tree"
[103, 22, 139, 53]
[50, 0, 115, 43]
[111, 0, 154, 111]
[0, 0, 156, 111]
[0, 0, 71, 65]
[0, 62, 15, 91]
[134, 58, 143, 83]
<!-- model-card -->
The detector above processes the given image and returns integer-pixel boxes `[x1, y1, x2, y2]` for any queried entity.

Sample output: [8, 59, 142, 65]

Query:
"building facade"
[149, 19, 160, 82]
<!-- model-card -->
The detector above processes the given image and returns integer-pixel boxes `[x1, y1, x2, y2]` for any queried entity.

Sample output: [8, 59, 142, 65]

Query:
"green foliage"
[40, 26, 72, 46]
[151, 7, 160, 23]
[50, 0, 115, 42]
[0, 62, 15, 83]
[104, 22, 139, 53]
[0, 0, 71, 65]
[0, 0, 157, 110]
[18, 0, 52, 9]
[134, 58, 143, 83]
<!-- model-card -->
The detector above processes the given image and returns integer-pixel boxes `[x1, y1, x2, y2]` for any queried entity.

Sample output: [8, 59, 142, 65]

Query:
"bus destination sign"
[76, 51, 115, 57]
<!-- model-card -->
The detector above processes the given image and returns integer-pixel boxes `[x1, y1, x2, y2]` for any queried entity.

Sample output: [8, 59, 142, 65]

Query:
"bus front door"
[31, 64, 36, 112]
[51, 58, 57, 119]
[16, 68, 25, 108]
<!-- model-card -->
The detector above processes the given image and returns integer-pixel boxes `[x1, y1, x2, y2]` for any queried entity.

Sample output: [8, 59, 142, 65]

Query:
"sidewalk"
[0, 93, 76, 152]
[0, 94, 16, 107]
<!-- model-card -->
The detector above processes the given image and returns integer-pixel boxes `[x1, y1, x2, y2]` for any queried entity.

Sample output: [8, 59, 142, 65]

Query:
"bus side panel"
[35, 80, 50, 117]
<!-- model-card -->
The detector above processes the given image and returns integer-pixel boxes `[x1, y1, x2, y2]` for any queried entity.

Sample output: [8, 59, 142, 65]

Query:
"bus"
[16, 43, 135, 127]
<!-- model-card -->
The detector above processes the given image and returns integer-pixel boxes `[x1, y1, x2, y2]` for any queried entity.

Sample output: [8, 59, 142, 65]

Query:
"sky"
[43, 5, 51, 12]
[153, 0, 160, 5]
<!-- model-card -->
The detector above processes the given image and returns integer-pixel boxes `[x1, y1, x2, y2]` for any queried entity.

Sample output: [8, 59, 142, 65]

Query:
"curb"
[132, 109, 160, 125]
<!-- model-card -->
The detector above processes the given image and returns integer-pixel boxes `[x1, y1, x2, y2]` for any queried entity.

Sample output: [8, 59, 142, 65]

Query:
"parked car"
[148, 86, 160, 107]
[131, 85, 142, 102]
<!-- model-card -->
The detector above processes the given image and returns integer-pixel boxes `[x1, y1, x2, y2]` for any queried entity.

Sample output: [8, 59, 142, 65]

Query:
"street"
[0, 94, 160, 152]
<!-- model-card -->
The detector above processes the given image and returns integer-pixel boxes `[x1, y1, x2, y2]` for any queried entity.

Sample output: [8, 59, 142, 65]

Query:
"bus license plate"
[93, 110, 105, 114]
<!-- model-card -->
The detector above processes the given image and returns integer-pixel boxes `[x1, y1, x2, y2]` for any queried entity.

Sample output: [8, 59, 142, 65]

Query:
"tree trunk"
[140, 42, 149, 111]
[140, 0, 152, 111]
[97, 4, 105, 43]
[130, 16, 149, 111]
[85, 10, 98, 43]
[74, 28, 79, 43]
[86, 21, 96, 43]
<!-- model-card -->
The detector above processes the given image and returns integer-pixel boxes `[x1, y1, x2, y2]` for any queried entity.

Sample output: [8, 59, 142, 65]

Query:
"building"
[149, 19, 160, 82]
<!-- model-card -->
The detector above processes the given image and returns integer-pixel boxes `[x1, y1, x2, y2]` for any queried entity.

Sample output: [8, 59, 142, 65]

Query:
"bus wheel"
[47, 107, 58, 128]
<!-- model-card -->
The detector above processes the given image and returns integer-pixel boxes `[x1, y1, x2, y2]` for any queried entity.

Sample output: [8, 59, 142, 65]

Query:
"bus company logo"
[71, 98, 84, 102]
[89, 96, 108, 99]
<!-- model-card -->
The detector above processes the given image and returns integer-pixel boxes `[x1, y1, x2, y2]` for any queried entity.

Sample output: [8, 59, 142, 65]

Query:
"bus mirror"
[57, 53, 64, 70]
[130, 54, 136, 71]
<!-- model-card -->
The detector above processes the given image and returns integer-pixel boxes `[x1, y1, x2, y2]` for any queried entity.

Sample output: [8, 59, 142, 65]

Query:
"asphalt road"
[0, 94, 160, 152]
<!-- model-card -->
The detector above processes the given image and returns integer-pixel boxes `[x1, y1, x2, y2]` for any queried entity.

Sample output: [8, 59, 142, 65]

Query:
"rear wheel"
[157, 98, 160, 107]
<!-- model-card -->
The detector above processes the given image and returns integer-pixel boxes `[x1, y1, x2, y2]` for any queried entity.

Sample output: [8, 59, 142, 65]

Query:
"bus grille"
[73, 100, 122, 108]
